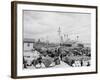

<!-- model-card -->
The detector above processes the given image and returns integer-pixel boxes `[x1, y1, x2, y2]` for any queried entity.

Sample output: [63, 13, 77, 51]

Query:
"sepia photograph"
[23, 10, 91, 69]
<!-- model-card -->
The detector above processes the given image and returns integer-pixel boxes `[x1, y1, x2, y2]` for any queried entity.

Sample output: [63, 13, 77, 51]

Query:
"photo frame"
[11, 1, 98, 78]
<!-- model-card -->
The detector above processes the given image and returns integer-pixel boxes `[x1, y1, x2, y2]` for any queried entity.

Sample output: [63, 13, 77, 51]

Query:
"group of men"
[23, 47, 61, 69]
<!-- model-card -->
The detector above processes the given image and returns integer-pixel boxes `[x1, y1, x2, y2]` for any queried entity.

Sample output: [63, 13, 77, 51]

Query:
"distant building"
[23, 38, 35, 51]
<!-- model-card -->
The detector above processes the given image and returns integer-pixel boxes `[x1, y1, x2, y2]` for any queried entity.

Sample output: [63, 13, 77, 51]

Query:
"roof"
[23, 38, 35, 43]
[66, 56, 90, 61]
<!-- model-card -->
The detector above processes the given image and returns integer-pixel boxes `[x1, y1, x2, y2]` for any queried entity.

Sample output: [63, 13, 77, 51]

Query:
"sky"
[23, 10, 91, 43]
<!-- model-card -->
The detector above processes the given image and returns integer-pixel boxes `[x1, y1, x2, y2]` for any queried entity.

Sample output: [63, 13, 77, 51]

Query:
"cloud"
[23, 10, 91, 43]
